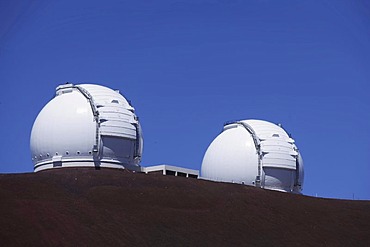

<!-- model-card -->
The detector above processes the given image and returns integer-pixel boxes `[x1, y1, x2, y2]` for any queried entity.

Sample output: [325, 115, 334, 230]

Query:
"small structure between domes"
[142, 164, 199, 178]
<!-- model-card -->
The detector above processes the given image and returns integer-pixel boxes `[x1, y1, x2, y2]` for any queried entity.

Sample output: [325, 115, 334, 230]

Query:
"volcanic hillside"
[0, 168, 369, 246]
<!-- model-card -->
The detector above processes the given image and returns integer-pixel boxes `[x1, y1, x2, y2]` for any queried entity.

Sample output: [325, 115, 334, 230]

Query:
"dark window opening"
[177, 172, 187, 177]
[188, 174, 198, 179]
[53, 161, 62, 168]
[166, 170, 176, 176]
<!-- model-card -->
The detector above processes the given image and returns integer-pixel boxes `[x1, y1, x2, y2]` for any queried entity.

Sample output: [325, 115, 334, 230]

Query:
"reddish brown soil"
[0, 168, 369, 246]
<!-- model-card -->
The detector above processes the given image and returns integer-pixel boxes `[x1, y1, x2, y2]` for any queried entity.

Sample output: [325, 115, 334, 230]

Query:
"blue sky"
[0, 0, 369, 200]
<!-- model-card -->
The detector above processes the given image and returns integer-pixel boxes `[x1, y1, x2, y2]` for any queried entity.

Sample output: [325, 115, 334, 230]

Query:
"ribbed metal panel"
[79, 84, 138, 139]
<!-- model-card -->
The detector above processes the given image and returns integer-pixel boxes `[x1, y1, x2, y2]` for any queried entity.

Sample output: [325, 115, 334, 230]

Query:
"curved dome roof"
[30, 83, 143, 172]
[201, 119, 304, 193]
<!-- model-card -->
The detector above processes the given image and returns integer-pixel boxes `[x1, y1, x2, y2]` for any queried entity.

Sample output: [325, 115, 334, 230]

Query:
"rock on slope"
[0, 168, 369, 246]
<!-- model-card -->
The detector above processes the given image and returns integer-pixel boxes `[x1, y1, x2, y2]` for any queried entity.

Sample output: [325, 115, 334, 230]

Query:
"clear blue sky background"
[0, 0, 369, 200]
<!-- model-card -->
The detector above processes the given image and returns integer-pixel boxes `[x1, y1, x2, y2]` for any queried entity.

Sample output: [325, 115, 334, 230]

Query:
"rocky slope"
[0, 168, 369, 246]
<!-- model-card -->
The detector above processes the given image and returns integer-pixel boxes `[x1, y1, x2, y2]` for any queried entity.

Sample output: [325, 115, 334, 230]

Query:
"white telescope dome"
[201, 119, 304, 193]
[30, 83, 143, 172]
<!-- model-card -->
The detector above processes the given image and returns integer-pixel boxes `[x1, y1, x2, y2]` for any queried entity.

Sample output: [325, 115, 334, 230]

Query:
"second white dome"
[201, 119, 304, 193]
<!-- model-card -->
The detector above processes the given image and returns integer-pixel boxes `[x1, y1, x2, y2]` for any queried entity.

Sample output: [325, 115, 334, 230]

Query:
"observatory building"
[201, 120, 304, 193]
[30, 83, 143, 172]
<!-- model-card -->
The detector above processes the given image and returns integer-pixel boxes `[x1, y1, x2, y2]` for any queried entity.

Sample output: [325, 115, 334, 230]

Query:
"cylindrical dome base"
[34, 158, 141, 172]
